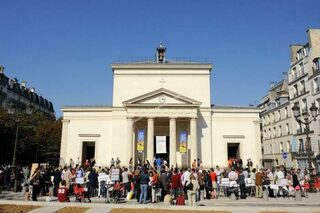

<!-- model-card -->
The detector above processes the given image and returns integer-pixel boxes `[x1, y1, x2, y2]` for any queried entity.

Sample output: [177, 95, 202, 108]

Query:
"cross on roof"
[160, 78, 166, 88]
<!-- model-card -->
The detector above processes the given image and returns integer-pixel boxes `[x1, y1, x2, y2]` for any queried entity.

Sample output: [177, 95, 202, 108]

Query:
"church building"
[60, 44, 262, 169]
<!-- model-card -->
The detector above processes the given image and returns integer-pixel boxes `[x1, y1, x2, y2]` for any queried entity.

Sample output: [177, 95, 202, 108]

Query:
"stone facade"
[60, 45, 262, 169]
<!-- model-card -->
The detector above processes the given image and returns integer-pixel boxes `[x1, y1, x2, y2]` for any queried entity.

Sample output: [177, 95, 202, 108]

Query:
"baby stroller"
[73, 184, 91, 203]
[106, 182, 122, 203]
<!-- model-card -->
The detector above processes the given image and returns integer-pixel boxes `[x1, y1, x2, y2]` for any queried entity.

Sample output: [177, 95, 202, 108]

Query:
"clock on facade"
[159, 95, 166, 103]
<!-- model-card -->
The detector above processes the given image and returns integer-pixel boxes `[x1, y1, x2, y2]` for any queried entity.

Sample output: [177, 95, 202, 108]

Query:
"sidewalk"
[1, 191, 320, 213]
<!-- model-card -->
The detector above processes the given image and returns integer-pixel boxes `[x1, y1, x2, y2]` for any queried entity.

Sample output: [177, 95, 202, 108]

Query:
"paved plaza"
[1, 191, 320, 213]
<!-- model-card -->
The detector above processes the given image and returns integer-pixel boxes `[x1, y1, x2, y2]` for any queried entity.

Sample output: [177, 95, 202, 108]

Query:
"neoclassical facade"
[60, 46, 262, 169]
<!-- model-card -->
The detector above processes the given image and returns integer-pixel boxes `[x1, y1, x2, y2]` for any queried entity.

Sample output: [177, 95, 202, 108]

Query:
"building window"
[296, 120, 302, 133]
[280, 142, 284, 153]
[284, 107, 288, 118]
[299, 139, 304, 152]
[278, 110, 281, 120]
[268, 129, 271, 139]
[316, 98, 320, 113]
[278, 125, 282, 136]
[293, 84, 298, 97]
[298, 63, 304, 76]
[286, 123, 290, 134]
[313, 77, 320, 94]
[293, 67, 297, 80]
[263, 130, 266, 139]
[267, 115, 270, 124]
[303, 47, 309, 57]
[270, 144, 273, 154]
[287, 140, 291, 152]
[273, 127, 276, 137]
[299, 80, 306, 94]
[301, 99, 307, 114]
[313, 57, 320, 73]
[272, 112, 275, 123]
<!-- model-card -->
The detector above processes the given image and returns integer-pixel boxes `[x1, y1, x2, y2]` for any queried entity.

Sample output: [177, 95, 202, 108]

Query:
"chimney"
[282, 72, 288, 82]
[156, 42, 166, 63]
[21, 80, 27, 88]
[0, 65, 4, 74]
[270, 81, 275, 88]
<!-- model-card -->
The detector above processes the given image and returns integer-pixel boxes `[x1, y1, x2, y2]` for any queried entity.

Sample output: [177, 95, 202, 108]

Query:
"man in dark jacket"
[53, 166, 62, 196]
[159, 170, 169, 200]
[88, 168, 98, 197]
[139, 169, 150, 204]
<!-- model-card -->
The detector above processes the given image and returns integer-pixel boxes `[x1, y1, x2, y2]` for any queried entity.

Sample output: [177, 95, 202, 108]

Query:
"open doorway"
[227, 143, 240, 159]
[82, 141, 95, 164]
[154, 136, 169, 166]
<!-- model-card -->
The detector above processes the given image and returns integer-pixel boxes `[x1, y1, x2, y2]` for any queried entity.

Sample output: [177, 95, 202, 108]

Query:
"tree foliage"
[0, 109, 62, 166]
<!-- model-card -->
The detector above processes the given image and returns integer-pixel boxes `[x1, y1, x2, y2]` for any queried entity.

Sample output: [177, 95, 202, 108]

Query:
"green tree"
[0, 109, 62, 166]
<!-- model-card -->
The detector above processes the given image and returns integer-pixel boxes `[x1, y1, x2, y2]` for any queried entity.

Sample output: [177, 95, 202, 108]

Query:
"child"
[24, 184, 31, 201]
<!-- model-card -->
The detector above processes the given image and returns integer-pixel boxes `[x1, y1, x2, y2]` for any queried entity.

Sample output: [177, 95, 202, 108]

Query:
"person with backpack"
[185, 174, 199, 206]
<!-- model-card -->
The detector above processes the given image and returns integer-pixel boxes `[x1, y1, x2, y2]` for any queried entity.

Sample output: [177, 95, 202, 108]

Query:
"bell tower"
[156, 42, 166, 63]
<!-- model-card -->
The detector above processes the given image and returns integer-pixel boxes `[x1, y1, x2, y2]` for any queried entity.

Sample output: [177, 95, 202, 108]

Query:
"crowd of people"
[1, 156, 320, 205]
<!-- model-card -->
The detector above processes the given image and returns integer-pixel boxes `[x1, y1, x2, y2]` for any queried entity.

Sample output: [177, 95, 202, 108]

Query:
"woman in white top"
[186, 174, 199, 206]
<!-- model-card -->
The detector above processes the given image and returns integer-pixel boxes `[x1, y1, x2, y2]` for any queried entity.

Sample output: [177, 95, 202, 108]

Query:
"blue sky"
[1, 0, 320, 117]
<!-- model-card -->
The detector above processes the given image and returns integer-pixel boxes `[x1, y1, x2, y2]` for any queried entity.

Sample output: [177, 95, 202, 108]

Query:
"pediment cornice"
[123, 88, 201, 108]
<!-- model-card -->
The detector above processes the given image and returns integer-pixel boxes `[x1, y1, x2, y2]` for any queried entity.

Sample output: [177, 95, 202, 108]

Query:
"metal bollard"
[295, 190, 302, 201]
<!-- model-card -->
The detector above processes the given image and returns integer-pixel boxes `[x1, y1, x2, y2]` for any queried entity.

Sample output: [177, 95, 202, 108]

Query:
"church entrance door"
[82, 141, 95, 163]
[154, 136, 169, 167]
[227, 143, 240, 160]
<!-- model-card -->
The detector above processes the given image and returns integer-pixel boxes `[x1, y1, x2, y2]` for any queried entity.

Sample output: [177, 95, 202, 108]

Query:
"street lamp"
[7, 102, 34, 168]
[292, 102, 319, 192]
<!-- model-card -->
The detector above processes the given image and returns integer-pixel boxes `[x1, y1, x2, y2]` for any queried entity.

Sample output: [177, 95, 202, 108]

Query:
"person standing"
[53, 166, 61, 197]
[30, 168, 40, 201]
[255, 169, 264, 198]
[171, 169, 181, 199]
[139, 169, 150, 204]
[186, 174, 199, 206]
[121, 168, 130, 197]
[238, 169, 246, 199]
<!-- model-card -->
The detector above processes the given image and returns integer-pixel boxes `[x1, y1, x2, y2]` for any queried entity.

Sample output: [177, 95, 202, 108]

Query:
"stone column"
[190, 117, 198, 166]
[147, 117, 154, 164]
[127, 117, 133, 163]
[60, 119, 70, 166]
[170, 117, 177, 167]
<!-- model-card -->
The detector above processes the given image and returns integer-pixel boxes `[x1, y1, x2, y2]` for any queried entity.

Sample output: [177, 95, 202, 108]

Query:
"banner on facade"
[179, 131, 187, 153]
[156, 136, 166, 154]
[137, 130, 145, 152]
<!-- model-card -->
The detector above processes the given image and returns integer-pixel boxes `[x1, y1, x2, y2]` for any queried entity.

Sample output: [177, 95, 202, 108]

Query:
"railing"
[113, 57, 210, 64]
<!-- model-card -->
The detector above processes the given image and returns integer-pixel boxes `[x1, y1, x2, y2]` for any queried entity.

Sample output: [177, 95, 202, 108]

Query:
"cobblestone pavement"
[0, 191, 320, 213]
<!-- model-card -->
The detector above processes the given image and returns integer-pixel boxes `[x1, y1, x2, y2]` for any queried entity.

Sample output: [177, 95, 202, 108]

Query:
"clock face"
[159, 95, 166, 103]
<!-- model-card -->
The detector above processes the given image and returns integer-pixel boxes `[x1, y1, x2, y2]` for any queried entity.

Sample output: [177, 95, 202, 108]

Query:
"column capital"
[127, 116, 134, 120]
[62, 119, 70, 123]
[190, 116, 198, 120]
[170, 116, 177, 120]
[147, 117, 155, 121]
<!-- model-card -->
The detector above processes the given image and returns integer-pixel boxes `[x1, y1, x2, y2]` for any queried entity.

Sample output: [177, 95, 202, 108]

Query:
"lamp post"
[7, 102, 33, 169]
[292, 102, 319, 192]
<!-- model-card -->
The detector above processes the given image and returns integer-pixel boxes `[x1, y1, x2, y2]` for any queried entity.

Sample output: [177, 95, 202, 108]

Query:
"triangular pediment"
[123, 88, 201, 107]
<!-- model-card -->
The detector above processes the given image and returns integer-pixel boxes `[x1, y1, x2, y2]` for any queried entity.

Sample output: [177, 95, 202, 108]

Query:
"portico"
[123, 88, 200, 168]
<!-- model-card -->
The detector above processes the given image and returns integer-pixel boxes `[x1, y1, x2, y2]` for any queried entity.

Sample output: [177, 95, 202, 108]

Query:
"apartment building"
[288, 29, 320, 172]
[0, 65, 54, 117]
[259, 74, 295, 169]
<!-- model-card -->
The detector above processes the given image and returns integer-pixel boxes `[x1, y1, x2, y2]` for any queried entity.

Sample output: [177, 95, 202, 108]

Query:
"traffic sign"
[282, 152, 288, 159]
